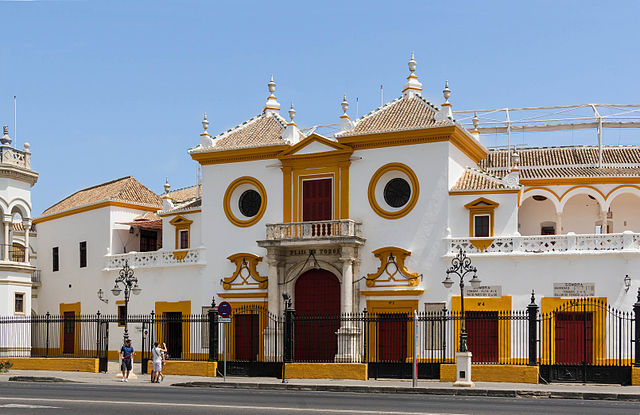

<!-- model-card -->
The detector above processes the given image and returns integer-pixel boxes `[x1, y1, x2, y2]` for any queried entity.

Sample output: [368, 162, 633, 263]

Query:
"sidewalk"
[1, 363, 639, 402]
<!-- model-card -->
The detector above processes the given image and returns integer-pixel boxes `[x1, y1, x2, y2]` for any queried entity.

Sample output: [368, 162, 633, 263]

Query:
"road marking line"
[0, 404, 59, 409]
[0, 397, 462, 414]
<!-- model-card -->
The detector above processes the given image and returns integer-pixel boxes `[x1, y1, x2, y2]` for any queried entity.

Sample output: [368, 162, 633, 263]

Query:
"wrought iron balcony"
[261, 219, 364, 247]
[104, 247, 206, 270]
[446, 231, 640, 256]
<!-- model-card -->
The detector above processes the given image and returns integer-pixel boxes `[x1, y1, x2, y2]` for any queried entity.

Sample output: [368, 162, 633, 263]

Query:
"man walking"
[120, 339, 135, 382]
[151, 342, 166, 383]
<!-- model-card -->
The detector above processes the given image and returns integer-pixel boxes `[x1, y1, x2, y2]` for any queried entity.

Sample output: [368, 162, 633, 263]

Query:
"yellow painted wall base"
[632, 367, 640, 386]
[147, 360, 217, 377]
[9, 358, 99, 373]
[285, 363, 367, 380]
[440, 364, 539, 384]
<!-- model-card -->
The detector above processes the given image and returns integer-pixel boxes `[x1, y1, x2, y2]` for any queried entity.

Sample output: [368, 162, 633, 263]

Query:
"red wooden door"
[465, 311, 498, 363]
[234, 314, 259, 361]
[303, 179, 332, 220]
[378, 314, 407, 362]
[555, 312, 593, 364]
[63, 311, 75, 354]
[294, 269, 340, 361]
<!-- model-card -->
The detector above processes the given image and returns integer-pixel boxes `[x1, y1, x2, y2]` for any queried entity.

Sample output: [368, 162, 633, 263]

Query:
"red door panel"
[378, 314, 407, 362]
[63, 312, 75, 354]
[234, 314, 259, 361]
[465, 311, 498, 363]
[555, 312, 593, 364]
[294, 269, 340, 361]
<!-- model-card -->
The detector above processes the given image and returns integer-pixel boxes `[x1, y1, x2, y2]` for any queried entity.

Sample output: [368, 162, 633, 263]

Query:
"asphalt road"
[0, 382, 639, 415]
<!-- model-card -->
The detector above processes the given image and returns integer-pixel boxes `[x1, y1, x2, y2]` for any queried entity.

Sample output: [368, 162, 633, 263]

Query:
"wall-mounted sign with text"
[553, 282, 595, 297]
[463, 285, 502, 298]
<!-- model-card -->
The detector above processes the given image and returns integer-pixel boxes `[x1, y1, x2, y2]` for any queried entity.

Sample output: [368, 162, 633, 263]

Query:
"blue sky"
[1, 0, 639, 215]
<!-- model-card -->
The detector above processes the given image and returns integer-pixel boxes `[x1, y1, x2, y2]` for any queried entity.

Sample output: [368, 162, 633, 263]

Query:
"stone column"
[556, 211, 563, 234]
[336, 246, 360, 362]
[600, 210, 608, 233]
[3, 216, 10, 261]
[264, 248, 280, 361]
[23, 221, 31, 263]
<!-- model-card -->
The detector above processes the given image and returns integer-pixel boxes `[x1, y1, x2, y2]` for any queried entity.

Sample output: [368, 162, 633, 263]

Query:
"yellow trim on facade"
[222, 253, 268, 290]
[155, 300, 192, 358]
[34, 201, 159, 225]
[440, 364, 538, 384]
[366, 299, 418, 363]
[338, 125, 488, 163]
[172, 251, 188, 261]
[223, 301, 268, 361]
[59, 302, 81, 356]
[147, 360, 217, 377]
[222, 176, 268, 227]
[464, 197, 499, 237]
[218, 292, 268, 299]
[368, 163, 420, 220]
[366, 247, 420, 287]
[190, 144, 290, 166]
[360, 289, 424, 296]
[169, 215, 193, 249]
[284, 363, 368, 380]
[158, 209, 201, 217]
[521, 176, 640, 186]
[560, 185, 607, 202]
[449, 189, 521, 195]
[10, 358, 100, 373]
[540, 297, 607, 365]
[451, 295, 512, 364]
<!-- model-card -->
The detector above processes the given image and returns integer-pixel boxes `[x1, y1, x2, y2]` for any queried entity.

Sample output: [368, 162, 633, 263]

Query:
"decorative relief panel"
[222, 253, 268, 290]
[366, 247, 420, 287]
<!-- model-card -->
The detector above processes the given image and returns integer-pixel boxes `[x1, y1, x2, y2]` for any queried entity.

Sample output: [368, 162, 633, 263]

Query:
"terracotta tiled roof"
[41, 176, 162, 216]
[120, 212, 163, 231]
[451, 168, 515, 191]
[166, 185, 199, 203]
[479, 146, 640, 180]
[208, 113, 288, 150]
[161, 197, 201, 216]
[337, 96, 448, 137]
[480, 146, 640, 169]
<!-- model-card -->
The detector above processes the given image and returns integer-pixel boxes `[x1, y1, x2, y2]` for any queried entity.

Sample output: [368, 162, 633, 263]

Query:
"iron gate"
[538, 298, 634, 384]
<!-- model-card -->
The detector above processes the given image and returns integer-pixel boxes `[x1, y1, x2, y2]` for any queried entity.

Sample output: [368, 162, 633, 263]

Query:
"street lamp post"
[111, 261, 142, 343]
[442, 248, 481, 387]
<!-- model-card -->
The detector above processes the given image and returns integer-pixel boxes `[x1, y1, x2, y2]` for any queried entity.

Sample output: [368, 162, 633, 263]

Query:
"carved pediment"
[222, 253, 268, 290]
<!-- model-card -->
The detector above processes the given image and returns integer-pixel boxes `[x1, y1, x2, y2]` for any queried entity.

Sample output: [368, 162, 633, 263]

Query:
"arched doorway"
[294, 269, 340, 361]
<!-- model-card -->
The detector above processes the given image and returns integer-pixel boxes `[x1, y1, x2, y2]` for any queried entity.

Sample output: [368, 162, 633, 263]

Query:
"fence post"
[208, 299, 218, 362]
[45, 311, 50, 358]
[283, 300, 294, 364]
[527, 290, 538, 366]
[634, 288, 640, 367]
[363, 308, 368, 364]
[96, 311, 101, 359]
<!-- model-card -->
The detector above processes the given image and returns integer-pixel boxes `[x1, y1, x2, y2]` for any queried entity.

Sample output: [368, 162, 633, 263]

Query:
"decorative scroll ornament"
[366, 247, 421, 287]
[222, 253, 268, 290]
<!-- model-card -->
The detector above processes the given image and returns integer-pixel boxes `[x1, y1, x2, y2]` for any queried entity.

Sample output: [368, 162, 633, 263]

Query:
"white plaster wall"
[0, 275, 31, 315]
[161, 211, 202, 250]
[447, 192, 519, 237]
[610, 193, 640, 233]
[0, 178, 32, 217]
[349, 142, 450, 304]
[447, 143, 477, 189]
[519, 196, 557, 235]
[563, 194, 601, 234]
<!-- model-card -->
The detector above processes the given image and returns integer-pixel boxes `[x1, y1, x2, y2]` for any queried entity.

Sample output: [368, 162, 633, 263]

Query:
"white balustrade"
[104, 247, 205, 270]
[447, 232, 640, 255]
[265, 220, 362, 241]
[0, 146, 30, 169]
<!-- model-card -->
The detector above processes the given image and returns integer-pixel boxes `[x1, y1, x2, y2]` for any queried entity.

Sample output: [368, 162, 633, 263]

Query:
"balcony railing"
[104, 247, 206, 270]
[0, 146, 31, 170]
[264, 220, 363, 241]
[0, 244, 27, 263]
[446, 231, 640, 256]
[31, 270, 41, 285]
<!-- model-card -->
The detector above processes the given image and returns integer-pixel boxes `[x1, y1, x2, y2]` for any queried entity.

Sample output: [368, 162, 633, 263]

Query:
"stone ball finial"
[512, 151, 520, 167]
[23, 142, 30, 152]
[408, 52, 417, 73]
[472, 112, 479, 129]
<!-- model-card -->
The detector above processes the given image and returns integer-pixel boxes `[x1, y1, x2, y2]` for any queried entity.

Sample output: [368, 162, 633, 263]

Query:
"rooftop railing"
[0, 146, 31, 170]
[265, 219, 362, 241]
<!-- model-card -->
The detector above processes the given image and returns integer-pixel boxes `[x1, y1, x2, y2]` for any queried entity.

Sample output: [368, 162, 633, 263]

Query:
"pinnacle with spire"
[164, 178, 170, 194]
[200, 112, 213, 147]
[263, 75, 281, 114]
[1, 126, 11, 146]
[471, 111, 480, 140]
[402, 52, 423, 98]
[288, 102, 296, 125]
[340, 94, 354, 132]
[440, 80, 453, 119]
[282, 102, 301, 144]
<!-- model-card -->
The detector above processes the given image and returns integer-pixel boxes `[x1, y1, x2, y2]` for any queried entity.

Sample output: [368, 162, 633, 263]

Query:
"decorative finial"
[288, 102, 296, 122]
[530, 290, 535, 304]
[402, 53, 422, 98]
[0, 126, 11, 146]
[472, 112, 479, 129]
[443, 80, 451, 104]
[512, 151, 520, 168]
[202, 113, 209, 134]
[164, 178, 170, 194]
[341, 95, 349, 115]
[263, 75, 281, 114]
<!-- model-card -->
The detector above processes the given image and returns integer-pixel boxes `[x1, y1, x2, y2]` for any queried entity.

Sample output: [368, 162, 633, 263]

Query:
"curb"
[173, 381, 640, 402]
[9, 376, 78, 383]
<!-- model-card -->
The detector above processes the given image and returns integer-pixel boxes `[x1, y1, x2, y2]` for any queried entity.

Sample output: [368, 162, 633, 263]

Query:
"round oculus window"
[238, 189, 262, 217]
[383, 178, 411, 208]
